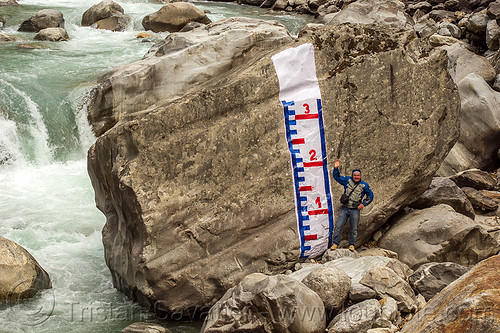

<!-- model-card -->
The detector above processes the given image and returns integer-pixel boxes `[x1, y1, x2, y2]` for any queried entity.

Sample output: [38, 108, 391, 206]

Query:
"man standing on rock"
[331, 159, 373, 251]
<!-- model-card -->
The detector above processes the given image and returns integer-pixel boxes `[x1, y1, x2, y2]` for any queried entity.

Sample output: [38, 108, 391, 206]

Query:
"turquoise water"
[0, 1, 309, 332]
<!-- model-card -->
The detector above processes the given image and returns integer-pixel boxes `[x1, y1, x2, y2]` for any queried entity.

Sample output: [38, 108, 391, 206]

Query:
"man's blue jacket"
[333, 167, 374, 208]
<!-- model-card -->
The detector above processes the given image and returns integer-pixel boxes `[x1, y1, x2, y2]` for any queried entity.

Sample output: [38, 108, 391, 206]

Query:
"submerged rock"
[18, 9, 64, 32]
[88, 23, 459, 316]
[0, 236, 51, 301]
[121, 322, 171, 333]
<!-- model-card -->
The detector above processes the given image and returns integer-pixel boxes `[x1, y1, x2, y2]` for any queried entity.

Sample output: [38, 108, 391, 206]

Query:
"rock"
[439, 74, 500, 175]
[359, 266, 417, 312]
[414, 16, 438, 38]
[410, 177, 475, 219]
[142, 3, 211, 33]
[428, 9, 457, 23]
[407, 1, 432, 16]
[121, 322, 171, 333]
[486, 18, 500, 50]
[87, 17, 292, 136]
[271, 0, 288, 11]
[465, 9, 489, 34]
[322, 0, 412, 29]
[200, 273, 326, 333]
[0, 14, 5, 28]
[428, 33, 461, 46]
[82, 0, 124, 26]
[401, 255, 500, 333]
[301, 266, 351, 312]
[239, 0, 266, 6]
[378, 204, 500, 269]
[18, 9, 65, 32]
[357, 247, 399, 259]
[437, 21, 462, 38]
[87, 24, 460, 316]
[179, 21, 205, 32]
[321, 248, 359, 262]
[349, 282, 377, 302]
[481, 189, 500, 203]
[442, 43, 496, 83]
[34, 27, 70, 41]
[408, 262, 469, 301]
[0, 236, 51, 301]
[0, 0, 18, 6]
[443, 0, 472, 12]
[136, 32, 153, 39]
[488, 0, 500, 18]
[375, 297, 399, 328]
[0, 31, 16, 42]
[366, 329, 395, 333]
[462, 187, 499, 211]
[327, 299, 381, 333]
[450, 169, 498, 190]
[95, 14, 130, 31]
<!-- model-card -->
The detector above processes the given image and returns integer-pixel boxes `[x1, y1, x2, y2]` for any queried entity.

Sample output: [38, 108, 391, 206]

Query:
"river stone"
[121, 322, 171, 333]
[0, 31, 16, 41]
[200, 273, 326, 333]
[439, 74, 500, 175]
[87, 17, 292, 136]
[18, 9, 65, 32]
[87, 24, 460, 316]
[408, 262, 469, 301]
[442, 43, 496, 83]
[327, 299, 381, 333]
[378, 204, 500, 269]
[82, 0, 125, 26]
[401, 255, 500, 333]
[142, 2, 211, 33]
[34, 27, 70, 41]
[0, 236, 51, 301]
[450, 168, 498, 190]
[410, 177, 475, 219]
[359, 266, 417, 312]
[322, 0, 412, 29]
[301, 266, 351, 311]
[322, 248, 359, 262]
[462, 187, 499, 211]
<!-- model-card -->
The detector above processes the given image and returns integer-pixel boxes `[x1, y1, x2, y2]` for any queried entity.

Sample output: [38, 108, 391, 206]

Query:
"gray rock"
[271, 0, 288, 11]
[488, 0, 500, 19]
[486, 18, 500, 50]
[462, 187, 499, 211]
[465, 9, 489, 34]
[359, 266, 417, 312]
[438, 21, 462, 38]
[442, 43, 496, 83]
[178, 21, 205, 32]
[0, 236, 51, 301]
[439, 74, 500, 175]
[18, 9, 64, 32]
[34, 27, 70, 42]
[81, 0, 125, 27]
[378, 204, 500, 269]
[407, 1, 432, 16]
[327, 299, 381, 333]
[450, 169, 498, 190]
[349, 282, 377, 302]
[302, 266, 351, 311]
[428, 9, 457, 23]
[201, 273, 326, 333]
[121, 322, 171, 333]
[358, 247, 398, 259]
[322, 248, 360, 262]
[414, 16, 438, 38]
[142, 2, 211, 33]
[408, 262, 469, 301]
[376, 297, 399, 326]
[410, 177, 475, 219]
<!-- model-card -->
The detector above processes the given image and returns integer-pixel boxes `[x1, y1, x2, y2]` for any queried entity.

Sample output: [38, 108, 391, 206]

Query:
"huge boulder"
[81, 0, 130, 31]
[401, 255, 500, 333]
[378, 204, 499, 269]
[439, 74, 500, 175]
[0, 236, 51, 301]
[87, 17, 293, 136]
[18, 9, 64, 32]
[200, 273, 326, 333]
[87, 24, 460, 316]
[142, 2, 211, 33]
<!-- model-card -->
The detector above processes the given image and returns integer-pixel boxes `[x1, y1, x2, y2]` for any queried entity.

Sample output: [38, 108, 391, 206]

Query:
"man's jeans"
[332, 205, 360, 246]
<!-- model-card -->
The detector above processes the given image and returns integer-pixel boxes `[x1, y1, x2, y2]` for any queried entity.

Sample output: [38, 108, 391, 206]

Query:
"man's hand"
[334, 159, 340, 168]
[357, 203, 365, 211]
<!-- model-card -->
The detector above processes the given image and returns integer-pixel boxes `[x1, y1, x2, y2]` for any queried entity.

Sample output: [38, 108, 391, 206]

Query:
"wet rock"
[18, 9, 64, 32]
[301, 266, 351, 312]
[142, 2, 211, 33]
[34, 27, 70, 41]
[201, 273, 326, 333]
[121, 322, 171, 333]
[0, 236, 51, 301]
[401, 255, 500, 333]
[82, 0, 130, 31]
[378, 204, 500, 268]
[450, 169, 498, 190]
[408, 262, 469, 301]
[462, 187, 499, 211]
[0, 31, 16, 41]
[410, 177, 475, 219]
[327, 299, 381, 333]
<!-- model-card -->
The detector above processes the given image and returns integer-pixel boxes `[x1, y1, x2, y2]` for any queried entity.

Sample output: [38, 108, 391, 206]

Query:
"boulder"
[488, 0, 500, 19]
[87, 17, 293, 136]
[449, 168, 498, 190]
[301, 266, 351, 312]
[359, 266, 417, 312]
[442, 43, 496, 83]
[408, 262, 469, 301]
[349, 282, 377, 302]
[121, 322, 171, 333]
[82, 0, 125, 26]
[34, 27, 70, 42]
[142, 3, 211, 33]
[465, 9, 489, 34]
[0, 0, 17, 6]
[410, 177, 475, 219]
[0, 236, 51, 301]
[462, 187, 499, 211]
[95, 14, 130, 31]
[0, 31, 16, 42]
[322, 0, 412, 29]
[401, 255, 500, 333]
[327, 299, 381, 333]
[486, 18, 500, 50]
[18, 9, 64, 32]
[200, 273, 326, 333]
[0, 14, 5, 28]
[439, 74, 500, 175]
[87, 24, 460, 316]
[437, 21, 462, 38]
[378, 204, 500, 268]
[375, 297, 400, 329]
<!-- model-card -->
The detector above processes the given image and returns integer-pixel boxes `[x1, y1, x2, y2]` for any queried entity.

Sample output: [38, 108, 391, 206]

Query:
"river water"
[0, 0, 309, 332]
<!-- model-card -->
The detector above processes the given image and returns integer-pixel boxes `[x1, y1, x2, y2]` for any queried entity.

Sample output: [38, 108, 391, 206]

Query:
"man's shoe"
[330, 244, 338, 250]
[348, 245, 355, 251]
